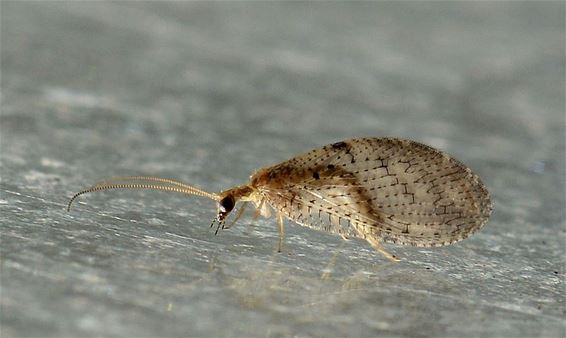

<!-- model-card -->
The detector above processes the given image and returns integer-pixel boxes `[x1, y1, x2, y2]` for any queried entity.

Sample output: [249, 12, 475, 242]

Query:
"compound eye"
[219, 195, 235, 213]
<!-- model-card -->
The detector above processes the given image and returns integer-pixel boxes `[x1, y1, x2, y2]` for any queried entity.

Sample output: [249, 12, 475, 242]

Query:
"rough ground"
[1, 2, 565, 337]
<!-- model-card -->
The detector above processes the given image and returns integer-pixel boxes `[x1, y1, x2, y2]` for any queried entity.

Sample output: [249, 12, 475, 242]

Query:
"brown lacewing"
[68, 137, 493, 261]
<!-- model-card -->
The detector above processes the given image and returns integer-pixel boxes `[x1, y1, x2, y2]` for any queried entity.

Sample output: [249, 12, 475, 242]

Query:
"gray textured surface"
[1, 2, 565, 337]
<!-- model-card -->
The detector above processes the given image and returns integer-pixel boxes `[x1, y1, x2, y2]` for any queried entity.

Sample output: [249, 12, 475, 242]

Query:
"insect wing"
[255, 138, 492, 247]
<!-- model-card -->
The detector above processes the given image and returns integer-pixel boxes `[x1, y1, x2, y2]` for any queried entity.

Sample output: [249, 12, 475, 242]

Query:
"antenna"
[67, 176, 219, 211]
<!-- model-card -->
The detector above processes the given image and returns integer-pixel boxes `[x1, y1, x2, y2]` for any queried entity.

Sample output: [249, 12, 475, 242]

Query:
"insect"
[68, 137, 493, 261]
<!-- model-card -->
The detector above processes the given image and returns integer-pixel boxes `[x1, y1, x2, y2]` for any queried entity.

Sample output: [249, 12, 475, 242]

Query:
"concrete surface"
[1, 1, 565, 337]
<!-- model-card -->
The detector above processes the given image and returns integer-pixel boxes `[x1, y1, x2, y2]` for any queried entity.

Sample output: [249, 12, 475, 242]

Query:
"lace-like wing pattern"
[252, 137, 493, 247]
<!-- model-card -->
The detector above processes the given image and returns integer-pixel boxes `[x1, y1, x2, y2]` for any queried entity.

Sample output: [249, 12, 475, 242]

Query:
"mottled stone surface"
[1, 2, 564, 337]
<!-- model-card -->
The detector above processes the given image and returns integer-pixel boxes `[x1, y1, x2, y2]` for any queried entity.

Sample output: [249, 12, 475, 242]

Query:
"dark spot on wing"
[331, 141, 348, 149]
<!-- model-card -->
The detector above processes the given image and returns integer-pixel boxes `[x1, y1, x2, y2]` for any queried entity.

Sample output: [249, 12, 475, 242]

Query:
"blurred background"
[1, 2, 564, 337]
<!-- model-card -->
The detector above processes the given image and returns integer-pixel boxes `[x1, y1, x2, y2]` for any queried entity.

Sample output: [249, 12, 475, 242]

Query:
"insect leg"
[366, 237, 400, 262]
[251, 198, 265, 224]
[224, 202, 248, 229]
[277, 212, 285, 253]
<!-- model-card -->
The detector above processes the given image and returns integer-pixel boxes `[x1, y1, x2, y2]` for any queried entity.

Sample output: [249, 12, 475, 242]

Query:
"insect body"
[68, 137, 493, 261]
